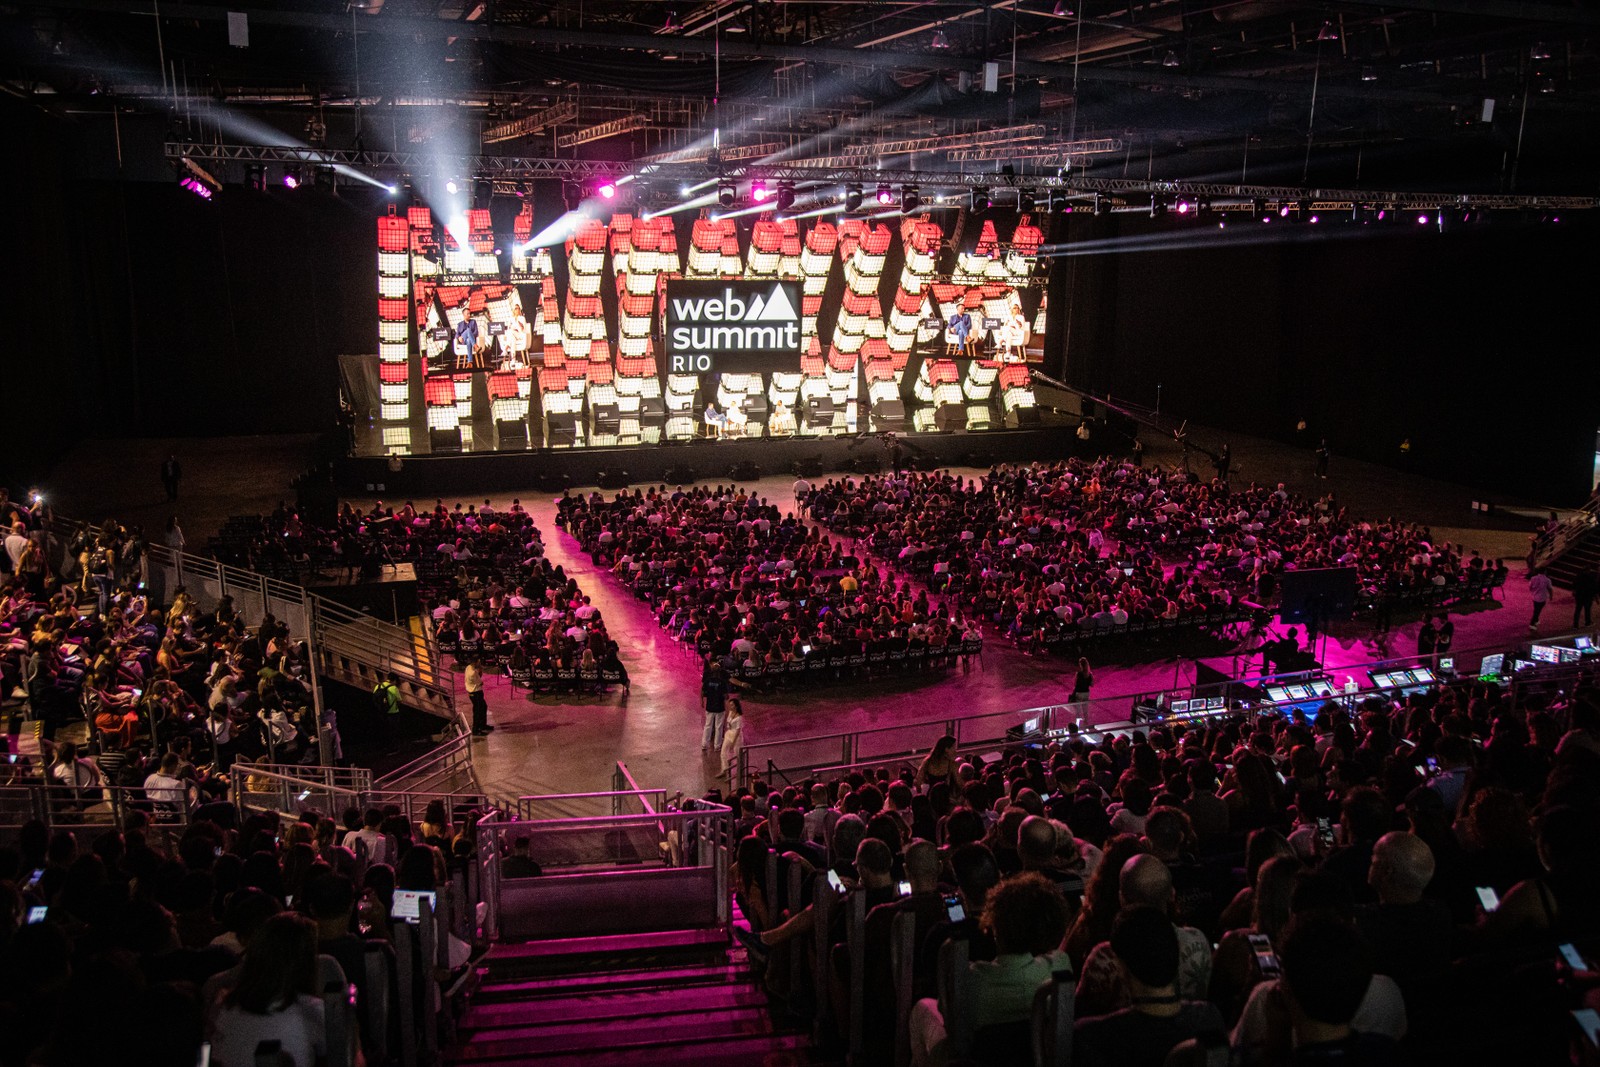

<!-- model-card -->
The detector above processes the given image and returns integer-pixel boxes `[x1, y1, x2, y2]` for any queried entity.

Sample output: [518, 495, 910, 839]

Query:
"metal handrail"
[1530, 498, 1600, 570]
[738, 624, 1600, 787]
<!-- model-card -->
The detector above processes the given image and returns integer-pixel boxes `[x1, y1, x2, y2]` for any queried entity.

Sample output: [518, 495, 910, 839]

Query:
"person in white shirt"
[1528, 569, 1554, 629]
[4, 523, 30, 570]
[210, 913, 334, 1067]
[342, 809, 391, 866]
[143, 752, 190, 809]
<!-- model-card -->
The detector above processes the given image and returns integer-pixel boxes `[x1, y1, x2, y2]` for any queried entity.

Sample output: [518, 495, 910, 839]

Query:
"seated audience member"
[210, 913, 334, 1067]
[1073, 906, 1226, 1067]
[501, 836, 543, 878]
[909, 871, 1071, 1067]
[1076, 855, 1211, 1017]
[1274, 915, 1409, 1065]
[1358, 832, 1453, 1002]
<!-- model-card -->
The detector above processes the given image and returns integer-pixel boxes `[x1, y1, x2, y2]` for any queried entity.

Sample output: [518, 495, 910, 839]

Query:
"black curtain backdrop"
[1056, 213, 1599, 504]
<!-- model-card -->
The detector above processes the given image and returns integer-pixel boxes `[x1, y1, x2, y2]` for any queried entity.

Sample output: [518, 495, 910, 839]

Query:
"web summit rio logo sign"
[664, 280, 802, 374]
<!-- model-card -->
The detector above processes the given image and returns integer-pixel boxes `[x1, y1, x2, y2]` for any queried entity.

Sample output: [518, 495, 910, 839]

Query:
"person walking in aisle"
[719, 699, 746, 779]
[1314, 439, 1331, 479]
[1216, 443, 1231, 481]
[1528, 569, 1554, 630]
[1071, 657, 1094, 704]
[701, 661, 729, 752]
[466, 656, 492, 736]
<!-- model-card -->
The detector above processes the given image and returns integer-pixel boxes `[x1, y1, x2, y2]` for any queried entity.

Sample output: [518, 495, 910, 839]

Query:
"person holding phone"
[210, 913, 330, 1067]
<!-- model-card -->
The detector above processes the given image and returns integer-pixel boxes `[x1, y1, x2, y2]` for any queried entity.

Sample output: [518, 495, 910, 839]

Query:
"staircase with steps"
[1543, 524, 1600, 590]
[448, 926, 837, 1066]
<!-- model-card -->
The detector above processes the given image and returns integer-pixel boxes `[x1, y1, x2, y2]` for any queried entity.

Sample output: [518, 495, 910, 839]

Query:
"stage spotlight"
[876, 183, 893, 206]
[970, 186, 990, 212]
[598, 181, 617, 200]
[775, 182, 796, 212]
[1415, 211, 1431, 225]
[1150, 195, 1167, 218]
[1018, 188, 1036, 213]
[245, 164, 266, 192]
[1278, 204, 1292, 219]
[751, 179, 771, 202]
[901, 185, 920, 213]
[1174, 197, 1191, 215]
[718, 182, 737, 208]
[1092, 193, 1108, 217]
[1351, 202, 1368, 224]
[445, 179, 460, 195]
[562, 181, 582, 210]
[283, 167, 302, 190]
[844, 183, 863, 211]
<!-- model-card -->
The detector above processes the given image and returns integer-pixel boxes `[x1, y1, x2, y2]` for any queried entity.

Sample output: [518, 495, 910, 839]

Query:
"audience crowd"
[813, 461, 1505, 654]
[724, 670, 1600, 1065]
[212, 499, 627, 681]
[557, 485, 981, 677]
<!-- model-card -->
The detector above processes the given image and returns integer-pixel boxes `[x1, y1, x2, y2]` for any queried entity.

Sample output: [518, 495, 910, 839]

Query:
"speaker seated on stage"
[704, 402, 727, 438]
[770, 399, 796, 437]
[725, 401, 749, 438]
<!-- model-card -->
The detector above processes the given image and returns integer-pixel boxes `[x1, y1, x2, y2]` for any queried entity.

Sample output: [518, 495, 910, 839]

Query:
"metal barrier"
[232, 764, 367, 824]
[1530, 497, 1599, 570]
[0, 781, 190, 844]
[739, 625, 1600, 787]
[476, 763, 731, 942]
[373, 723, 476, 794]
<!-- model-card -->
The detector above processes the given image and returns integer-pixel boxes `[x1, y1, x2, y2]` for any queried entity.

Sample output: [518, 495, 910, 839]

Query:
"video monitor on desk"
[1478, 653, 1504, 680]
[1531, 644, 1563, 664]
[1309, 680, 1335, 698]
[1170, 700, 1190, 715]
[1286, 684, 1311, 700]
[1265, 686, 1291, 703]
[1410, 667, 1436, 684]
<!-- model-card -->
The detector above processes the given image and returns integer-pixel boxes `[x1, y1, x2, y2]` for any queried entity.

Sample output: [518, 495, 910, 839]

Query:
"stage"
[333, 422, 1077, 496]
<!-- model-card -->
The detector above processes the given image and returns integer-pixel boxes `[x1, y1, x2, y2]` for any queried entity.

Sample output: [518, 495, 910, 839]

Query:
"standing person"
[160, 454, 182, 502]
[372, 672, 401, 753]
[1071, 657, 1094, 703]
[1416, 616, 1438, 659]
[1130, 435, 1144, 467]
[701, 661, 729, 752]
[1528, 569, 1553, 630]
[1215, 443, 1231, 482]
[1314, 439, 1330, 479]
[1433, 613, 1454, 660]
[719, 699, 745, 779]
[1573, 565, 1599, 628]
[466, 657, 491, 736]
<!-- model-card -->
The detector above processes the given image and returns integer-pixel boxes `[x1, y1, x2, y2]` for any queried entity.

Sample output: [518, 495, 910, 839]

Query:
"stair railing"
[1530, 497, 1600, 570]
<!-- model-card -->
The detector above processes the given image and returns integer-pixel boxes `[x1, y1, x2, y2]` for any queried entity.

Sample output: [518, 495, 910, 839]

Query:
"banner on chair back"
[664, 280, 803, 374]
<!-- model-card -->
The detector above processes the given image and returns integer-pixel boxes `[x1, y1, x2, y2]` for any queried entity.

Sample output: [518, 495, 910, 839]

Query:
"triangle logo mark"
[744, 292, 765, 320]
[759, 285, 797, 322]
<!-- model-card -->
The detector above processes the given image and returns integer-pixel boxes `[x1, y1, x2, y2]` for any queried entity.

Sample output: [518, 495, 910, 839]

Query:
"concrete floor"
[40, 428, 1573, 800]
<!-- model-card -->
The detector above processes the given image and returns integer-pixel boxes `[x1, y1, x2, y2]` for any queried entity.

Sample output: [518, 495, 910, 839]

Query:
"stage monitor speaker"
[805, 396, 836, 427]
[934, 404, 966, 433]
[534, 471, 571, 492]
[850, 454, 882, 474]
[1277, 567, 1359, 625]
[729, 460, 761, 482]
[639, 396, 666, 421]
[495, 419, 529, 450]
[590, 403, 621, 434]
[545, 412, 578, 447]
[597, 469, 631, 489]
[1008, 404, 1042, 428]
[743, 395, 769, 420]
[794, 456, 824, 478]
[428, 427, 464, 454]
[665, 465, 698, 485]
[871, 398, 907, 428]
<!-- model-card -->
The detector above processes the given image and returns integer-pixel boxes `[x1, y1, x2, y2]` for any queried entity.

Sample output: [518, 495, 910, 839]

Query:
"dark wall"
[4, 96, 379, 489]
[1060, 214, 1599, 503]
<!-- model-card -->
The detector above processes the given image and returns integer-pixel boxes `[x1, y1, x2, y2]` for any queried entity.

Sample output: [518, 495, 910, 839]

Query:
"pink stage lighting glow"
[1309, 214, 1320, 224]
[751, 181, 771, 202]
[876, 184, 893, 205]
[1278, 205, 1291, 218]
[179, 177, 213, 200]
[282, 173, 301, 190]
[599, 183, 617, 199]
[1175, 199, 1190, 215]
[1417, 214, 1430, 224]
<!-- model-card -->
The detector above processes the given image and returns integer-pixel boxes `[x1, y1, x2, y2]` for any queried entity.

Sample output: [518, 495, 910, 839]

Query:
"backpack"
[372, 683, 393, 713]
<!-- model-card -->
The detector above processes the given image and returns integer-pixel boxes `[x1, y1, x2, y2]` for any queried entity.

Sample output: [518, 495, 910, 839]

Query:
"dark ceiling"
[4, 0, 1598, 195]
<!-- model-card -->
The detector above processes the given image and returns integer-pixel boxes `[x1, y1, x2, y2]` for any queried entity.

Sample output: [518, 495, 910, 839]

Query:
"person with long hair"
[914, 735, 959, 791]
[1071, 657, 1094, 702]
[1208, 855, 1303, 1024]
[1064, 833, 1147, 970]
[210, 912, 327, 1067]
